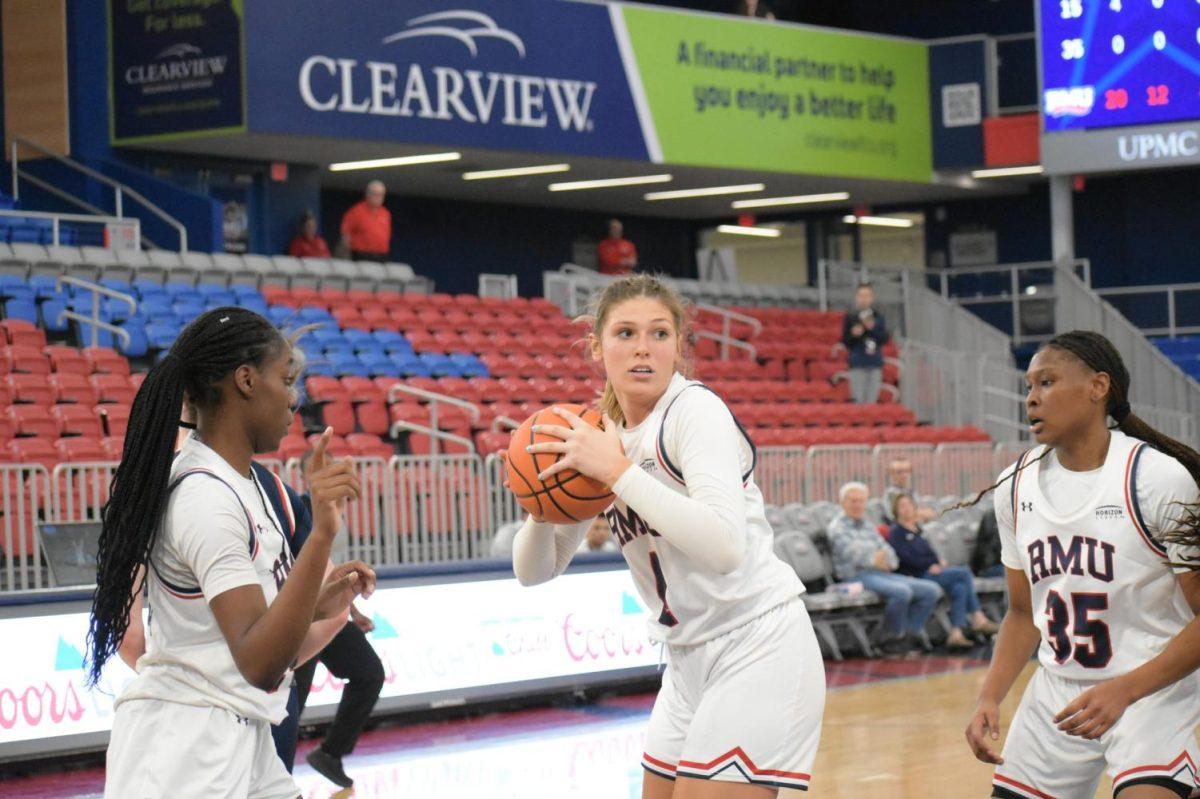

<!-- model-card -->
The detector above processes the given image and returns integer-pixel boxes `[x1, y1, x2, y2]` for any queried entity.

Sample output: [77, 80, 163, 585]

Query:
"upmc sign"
[1042, 120, 1200, 175]
[244, 1, 649, 160]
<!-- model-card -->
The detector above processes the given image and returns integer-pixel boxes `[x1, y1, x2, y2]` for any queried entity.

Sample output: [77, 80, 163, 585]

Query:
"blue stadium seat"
[146, 322, 180, 350]
[4, 299, 38, 325]
[359, 351, 395, 376]
[371, 330, 408, 348]
[28, 276, 63, 300]
[41, 299, 69, 332]
[390, 353, 432, 377]
[77, 322, 116, 349]
[117, 324, 149, 358]
[418, 352, 456, 377]
[342, 328, 374, 347]
[302, 360, 336, 377]
[237, 295, 269, 315]
[134, 280, 168, 299]
[329, 353, 370, 377]
[100, 279, 132, 294]
[0, 280, 35, 303]
[104, 298, 135, 322]
[298, 306, 333, 324]
[266, 306, 295, 327]
[449, 352, 488, 378]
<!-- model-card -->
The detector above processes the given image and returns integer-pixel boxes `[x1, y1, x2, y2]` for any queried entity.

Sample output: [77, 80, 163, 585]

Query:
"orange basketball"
[506, 403, 615, 524]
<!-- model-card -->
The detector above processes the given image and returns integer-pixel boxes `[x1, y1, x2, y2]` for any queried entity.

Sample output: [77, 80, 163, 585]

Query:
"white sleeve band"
[610, 389, 747, 574]
[511, 515, 590, 586]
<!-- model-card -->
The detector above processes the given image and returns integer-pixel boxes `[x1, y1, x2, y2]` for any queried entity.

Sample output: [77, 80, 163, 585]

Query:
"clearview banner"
[109, 0, 246, 143]
[0, 568, 657, 753]
[112, 1, 933, 181]
[243, 0, 650, 160]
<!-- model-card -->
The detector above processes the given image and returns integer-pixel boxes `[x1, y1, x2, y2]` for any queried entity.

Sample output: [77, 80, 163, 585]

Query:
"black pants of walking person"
[295, 620, 385, 758]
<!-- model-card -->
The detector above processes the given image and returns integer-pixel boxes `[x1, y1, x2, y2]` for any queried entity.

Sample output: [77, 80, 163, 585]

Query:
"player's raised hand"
[965, 700, 1004, 765]
[308, 427, 360, 538]
[314, 560, 376, 621]
[527, 408, 628, 488]
[1053, 677, 1133, 740]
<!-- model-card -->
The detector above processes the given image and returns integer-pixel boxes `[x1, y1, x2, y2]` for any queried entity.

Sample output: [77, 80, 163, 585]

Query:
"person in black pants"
[292, 449, 385, 789]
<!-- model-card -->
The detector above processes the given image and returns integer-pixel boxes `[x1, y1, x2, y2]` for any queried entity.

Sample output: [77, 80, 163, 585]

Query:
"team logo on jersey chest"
[1028, 535, 1115, 586]
[1095, 504, 1125, 520]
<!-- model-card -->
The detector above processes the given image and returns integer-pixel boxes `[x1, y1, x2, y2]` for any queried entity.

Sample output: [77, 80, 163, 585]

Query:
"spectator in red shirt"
[596, 218, 637, 275]
[339, 180, 392, 262]
[287, 211, 331, 259]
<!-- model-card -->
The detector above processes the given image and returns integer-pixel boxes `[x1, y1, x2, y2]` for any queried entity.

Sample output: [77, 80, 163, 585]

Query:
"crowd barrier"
[0, 442, 1017, 592]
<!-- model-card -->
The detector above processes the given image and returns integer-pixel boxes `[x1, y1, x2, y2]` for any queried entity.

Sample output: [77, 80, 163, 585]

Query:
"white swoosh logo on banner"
[382, 10, 526, 58]
[154, 43, 202, 60]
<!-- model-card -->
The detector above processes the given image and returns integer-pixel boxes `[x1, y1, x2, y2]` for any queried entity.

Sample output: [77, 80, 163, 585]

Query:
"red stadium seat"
[52, 405, 104, 438]
[305, 432, 350, 458]
[129, 373, 146, 393]
[101, 437, 125, 460]
[0, 413, 13, 444]
[306, 376, 348, 404]
[319, 400, 356, 436]
[91, 374, 135, 404]
[346, 433, 393, 459]
[7, 406, 57, 438]
[3, 345, 50, 375]
[84, 347, 131, 376]
[48, 373, 98, 406]
[473, 430, 510, 454]
[45, 346, 90, 375]
[95, 405, 131, 437]
[0, 320, 46, 349]
[55, 437, 106, 462]
[278, 434, 309, 462]
[6, 374, 54, 405]
[7, 438, 58, 469]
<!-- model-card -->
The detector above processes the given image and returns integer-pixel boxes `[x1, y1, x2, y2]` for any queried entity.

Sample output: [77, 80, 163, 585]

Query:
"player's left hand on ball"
[526, 408, 628, 487]
[1053, 678, 1133, 739]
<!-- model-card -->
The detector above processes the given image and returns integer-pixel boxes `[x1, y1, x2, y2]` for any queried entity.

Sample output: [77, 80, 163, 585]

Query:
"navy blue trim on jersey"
[656, 383, 756, 485]
[149, 562, 202, 597]
[249, 462, 311, 557]
[1126, 443, 1166, 556]
[1010, 449, 1031, 522]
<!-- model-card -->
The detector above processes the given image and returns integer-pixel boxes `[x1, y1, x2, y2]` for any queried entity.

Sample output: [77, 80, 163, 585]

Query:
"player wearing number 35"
[512, 275, 824, 799]
[962, 331, 1200, 799]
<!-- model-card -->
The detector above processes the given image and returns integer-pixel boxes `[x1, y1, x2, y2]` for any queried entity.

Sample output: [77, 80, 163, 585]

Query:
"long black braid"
[85, 307, 288, 687]
[956, 331, 1200, 561]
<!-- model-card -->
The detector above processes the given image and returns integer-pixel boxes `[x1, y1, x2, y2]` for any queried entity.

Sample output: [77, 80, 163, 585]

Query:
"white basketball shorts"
[993, 667, 1200, 799]
[641, 598, 826, 792]
[105, 698, 297, 799]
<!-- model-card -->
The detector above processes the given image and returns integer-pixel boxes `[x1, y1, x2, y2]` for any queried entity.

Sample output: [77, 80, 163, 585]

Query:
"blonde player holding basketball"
[964, 331, 1200, 799]
[513, 275, 825, 799]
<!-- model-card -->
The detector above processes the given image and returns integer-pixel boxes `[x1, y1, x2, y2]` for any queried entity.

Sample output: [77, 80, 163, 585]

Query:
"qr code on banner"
[942, 83, 982, 128]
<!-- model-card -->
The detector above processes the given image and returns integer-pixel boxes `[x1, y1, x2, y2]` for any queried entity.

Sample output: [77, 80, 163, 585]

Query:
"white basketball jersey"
[605, 373, 803, 646]
[118, 437, 294, 724]
[1001, 431, 1195, 681]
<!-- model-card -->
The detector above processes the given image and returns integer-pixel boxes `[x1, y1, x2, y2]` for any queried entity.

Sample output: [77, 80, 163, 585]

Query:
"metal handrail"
[384, 384, 481, 427]
[388, 420, 476, 453]
[11, 136, 188, 251]
[694, 330, 756, 360]
[55, 275, 135, 349]
[1093, 282, 1200, 338]
[492, 415, 521, 432]
[0, 208, 140, 249]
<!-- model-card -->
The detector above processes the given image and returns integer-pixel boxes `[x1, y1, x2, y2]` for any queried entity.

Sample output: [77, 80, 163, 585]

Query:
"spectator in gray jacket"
[827, 481, 942, 657]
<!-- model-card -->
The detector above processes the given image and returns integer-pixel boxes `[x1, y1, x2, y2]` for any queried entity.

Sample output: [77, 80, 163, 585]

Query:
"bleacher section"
[1154, 336, 1200, 381]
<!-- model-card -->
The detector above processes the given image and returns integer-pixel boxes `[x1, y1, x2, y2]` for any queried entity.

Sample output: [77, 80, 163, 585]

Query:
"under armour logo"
[1020, 502, 1034, 512]
[640, 458, 658, 473]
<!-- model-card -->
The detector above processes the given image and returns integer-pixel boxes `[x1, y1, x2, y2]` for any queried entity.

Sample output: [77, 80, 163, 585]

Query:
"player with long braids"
[964, 330, 1200, 799]
[88, 307, 375, 799]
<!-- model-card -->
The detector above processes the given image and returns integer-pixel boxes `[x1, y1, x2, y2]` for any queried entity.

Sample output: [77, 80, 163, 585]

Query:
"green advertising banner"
[619, 6, 932, 182]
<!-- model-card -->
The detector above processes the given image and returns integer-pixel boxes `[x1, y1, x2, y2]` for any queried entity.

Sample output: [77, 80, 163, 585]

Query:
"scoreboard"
[1038, 0, 1200, 172]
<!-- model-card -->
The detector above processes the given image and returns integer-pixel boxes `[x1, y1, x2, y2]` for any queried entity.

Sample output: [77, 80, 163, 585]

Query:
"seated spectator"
[287, 211, 331, 258]
[887, 494, 999, 650]
[735, 0, 775, 18]
[577, 514, 619, 554]
[827, 482, 942, 657]
[882, 458, 936, 523]
[970, 508, 1006, 578]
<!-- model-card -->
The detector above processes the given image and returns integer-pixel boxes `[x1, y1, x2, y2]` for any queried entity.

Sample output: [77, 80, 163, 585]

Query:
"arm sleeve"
[1137, 449, 1200, 573]
[873, 312, 890, 345]
[841, 314, 861, 348]
[511, 516, 591, 585]
[609, 389, 747, 574]
[993, 464, 1023, 570]
[169, 480, 263, 601]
